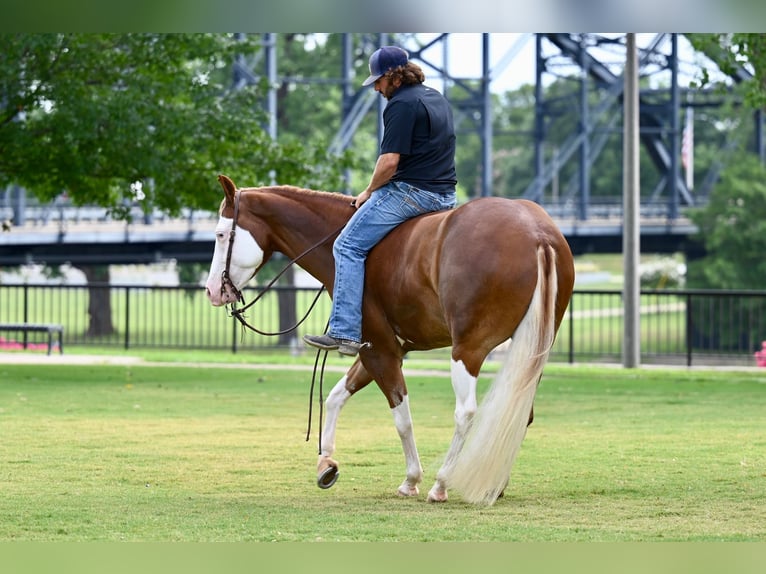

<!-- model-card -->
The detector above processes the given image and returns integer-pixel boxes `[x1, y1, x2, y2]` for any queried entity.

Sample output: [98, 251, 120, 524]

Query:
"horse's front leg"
[316, 360, 373, 489]
[316, 377, 348, 489]
[365, 357, 423, 496]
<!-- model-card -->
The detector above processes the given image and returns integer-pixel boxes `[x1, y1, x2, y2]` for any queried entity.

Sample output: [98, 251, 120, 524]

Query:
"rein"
[219, 188, 348, 451]
[221, 189, 344, 337]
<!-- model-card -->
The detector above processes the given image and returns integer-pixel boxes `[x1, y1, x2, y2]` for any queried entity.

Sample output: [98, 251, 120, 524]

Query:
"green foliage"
[688, 155, 766, 289]
[259, 33, 372, 193]
[681, 34, 766, 348]
[687, 33, 766, 110]
[686, 155, 766, 350]
[0, 34, 354, 218]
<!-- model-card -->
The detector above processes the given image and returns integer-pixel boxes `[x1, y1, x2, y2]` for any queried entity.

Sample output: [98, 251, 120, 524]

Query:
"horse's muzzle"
[205, 282, 240, 306]
[205, 285, 224, 306]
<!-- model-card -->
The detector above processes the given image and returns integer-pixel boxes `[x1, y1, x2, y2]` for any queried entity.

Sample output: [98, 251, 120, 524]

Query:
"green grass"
[0, 361, 764, 541]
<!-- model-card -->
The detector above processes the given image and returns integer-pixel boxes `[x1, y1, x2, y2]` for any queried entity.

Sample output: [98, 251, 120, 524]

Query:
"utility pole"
[623, 34, 641, 368]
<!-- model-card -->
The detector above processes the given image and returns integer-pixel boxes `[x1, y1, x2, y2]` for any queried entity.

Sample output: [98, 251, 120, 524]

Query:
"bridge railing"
[1, 188, 217, 227]
[0, 283, 764, 367]
[3, 189, 693, 229]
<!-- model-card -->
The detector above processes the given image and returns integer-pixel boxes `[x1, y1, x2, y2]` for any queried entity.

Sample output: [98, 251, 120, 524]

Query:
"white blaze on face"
[205, 215, 264, 306]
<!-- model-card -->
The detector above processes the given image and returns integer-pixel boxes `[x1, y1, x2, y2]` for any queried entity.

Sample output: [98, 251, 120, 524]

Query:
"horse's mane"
[246, 185, 349, 203]
[218, 184, 350, 215]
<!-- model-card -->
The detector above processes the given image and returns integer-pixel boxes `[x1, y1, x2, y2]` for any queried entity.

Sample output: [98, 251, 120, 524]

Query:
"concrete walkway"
[0, 351, 456, 377]
[0, 350, 761, 373]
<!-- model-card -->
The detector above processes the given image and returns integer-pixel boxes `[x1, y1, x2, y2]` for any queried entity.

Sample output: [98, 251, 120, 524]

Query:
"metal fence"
[1, 283, 765, 367]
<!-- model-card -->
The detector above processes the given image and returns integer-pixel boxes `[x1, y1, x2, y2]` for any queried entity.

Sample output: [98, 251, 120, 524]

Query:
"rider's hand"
[352, 189, 373, 208]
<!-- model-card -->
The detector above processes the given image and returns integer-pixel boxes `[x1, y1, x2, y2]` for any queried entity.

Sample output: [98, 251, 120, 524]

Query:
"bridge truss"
[234, 33, 760, 221]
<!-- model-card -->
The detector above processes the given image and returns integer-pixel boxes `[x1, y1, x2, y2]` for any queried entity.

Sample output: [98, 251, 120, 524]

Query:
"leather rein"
[221, 189, 342, 337]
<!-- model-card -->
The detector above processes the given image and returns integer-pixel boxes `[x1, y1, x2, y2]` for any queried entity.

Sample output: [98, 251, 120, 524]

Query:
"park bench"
[0, 323, 64, 355]
[756, 341, 766, 367]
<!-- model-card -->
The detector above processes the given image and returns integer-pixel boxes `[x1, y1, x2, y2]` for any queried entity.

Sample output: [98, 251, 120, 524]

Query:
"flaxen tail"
[445, 245, 558, 505]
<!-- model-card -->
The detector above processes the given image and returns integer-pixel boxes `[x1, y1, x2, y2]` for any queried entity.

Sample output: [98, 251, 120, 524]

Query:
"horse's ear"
[218, 174, 237, 205]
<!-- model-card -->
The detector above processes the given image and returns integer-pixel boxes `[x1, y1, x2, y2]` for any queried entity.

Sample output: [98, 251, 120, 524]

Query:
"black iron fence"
[1, 283, 765, 367]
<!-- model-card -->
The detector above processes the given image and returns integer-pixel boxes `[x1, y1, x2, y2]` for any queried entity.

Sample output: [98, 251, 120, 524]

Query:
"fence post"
[22, 284, 29, 349]
[685, 292, 693, 367]
[568, 295, 574, 364]
[124, 286, 130, 350]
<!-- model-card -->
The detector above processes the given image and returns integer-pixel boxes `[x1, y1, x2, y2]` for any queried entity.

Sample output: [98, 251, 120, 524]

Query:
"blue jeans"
[328, 181, 457, 343]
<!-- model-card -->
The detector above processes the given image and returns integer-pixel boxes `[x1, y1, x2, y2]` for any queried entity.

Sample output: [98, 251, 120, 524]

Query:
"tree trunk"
[76, 264, 115, 337]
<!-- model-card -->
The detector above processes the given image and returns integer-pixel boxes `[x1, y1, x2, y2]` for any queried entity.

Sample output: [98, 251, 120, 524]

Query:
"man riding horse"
[303, 45, 458, 356]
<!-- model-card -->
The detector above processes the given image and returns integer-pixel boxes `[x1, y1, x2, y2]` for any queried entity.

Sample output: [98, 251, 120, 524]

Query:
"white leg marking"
[320, 377, 351, 459]
[427, 359, 478, 502]
[391, 396, 423, 496]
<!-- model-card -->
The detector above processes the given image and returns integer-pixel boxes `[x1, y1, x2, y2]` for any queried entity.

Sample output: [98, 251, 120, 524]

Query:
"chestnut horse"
[205, 174, 574, 505]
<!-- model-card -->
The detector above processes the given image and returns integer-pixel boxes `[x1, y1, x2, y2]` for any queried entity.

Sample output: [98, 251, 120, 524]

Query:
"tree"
[688, 155, 766, 289]
[0, 34, 352, 217]
[659, 35, 766, 352]
[79, 265, 113, 337]
[686, 34, 766, 110]
[267, 33, 382, 192]
[1, 34, 354, 338]
[685, 155, 766, 352]
[682, 33, 766, 290]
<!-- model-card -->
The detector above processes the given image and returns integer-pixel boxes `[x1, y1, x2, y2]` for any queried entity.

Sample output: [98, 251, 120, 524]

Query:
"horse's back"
[382, 197, 571, 284]
[364, 196, 574, 352]
[445, 197, 566, 245]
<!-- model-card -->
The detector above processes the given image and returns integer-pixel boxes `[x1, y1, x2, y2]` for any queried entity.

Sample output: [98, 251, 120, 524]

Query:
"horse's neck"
[257, 187, 350, 287]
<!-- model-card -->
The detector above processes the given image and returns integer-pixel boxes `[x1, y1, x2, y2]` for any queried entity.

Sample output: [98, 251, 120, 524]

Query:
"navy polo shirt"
[380, 83, 458, 193]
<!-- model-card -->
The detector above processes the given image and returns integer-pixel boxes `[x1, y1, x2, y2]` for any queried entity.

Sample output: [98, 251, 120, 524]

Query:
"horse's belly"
[386, 298, 452, 350]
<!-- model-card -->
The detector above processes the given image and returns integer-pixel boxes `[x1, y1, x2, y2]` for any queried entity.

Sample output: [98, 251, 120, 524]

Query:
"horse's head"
[205, 175, 265, 306]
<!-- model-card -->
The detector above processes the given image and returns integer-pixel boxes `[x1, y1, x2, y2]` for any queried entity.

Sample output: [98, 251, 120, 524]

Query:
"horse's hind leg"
[427, 356, 479, 502]
[390, 392, 424, 496]
[316, 359, 373, 489]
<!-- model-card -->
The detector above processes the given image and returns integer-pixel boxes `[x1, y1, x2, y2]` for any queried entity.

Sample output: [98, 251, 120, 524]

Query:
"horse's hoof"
[317, 465, 339, 489]
[397, 482, 420, 497]
[427, 488, 448, 503]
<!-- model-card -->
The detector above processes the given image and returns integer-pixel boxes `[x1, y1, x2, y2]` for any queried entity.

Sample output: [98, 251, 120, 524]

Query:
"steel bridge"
[1, 33, 757, 265]
[0, 201, 703, 266]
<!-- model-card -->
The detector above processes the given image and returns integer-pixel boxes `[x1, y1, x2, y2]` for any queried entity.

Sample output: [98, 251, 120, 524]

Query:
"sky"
[406, 33, 722, 95]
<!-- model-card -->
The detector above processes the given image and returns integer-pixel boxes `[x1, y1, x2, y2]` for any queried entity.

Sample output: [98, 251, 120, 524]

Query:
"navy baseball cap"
[362, 46, 409, 87]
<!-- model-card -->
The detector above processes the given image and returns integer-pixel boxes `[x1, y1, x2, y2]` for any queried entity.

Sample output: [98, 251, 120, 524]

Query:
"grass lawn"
[0, 359, 764, 542]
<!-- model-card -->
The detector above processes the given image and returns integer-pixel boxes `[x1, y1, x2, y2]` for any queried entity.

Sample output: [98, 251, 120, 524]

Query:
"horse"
[205, 174, 575, 505]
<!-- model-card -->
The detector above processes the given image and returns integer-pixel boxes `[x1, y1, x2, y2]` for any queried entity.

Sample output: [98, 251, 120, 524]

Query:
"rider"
[303, 46, 458, 356]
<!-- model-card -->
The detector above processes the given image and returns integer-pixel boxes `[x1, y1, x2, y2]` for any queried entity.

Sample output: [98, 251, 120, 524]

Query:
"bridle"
[220, 190, 246, 306]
